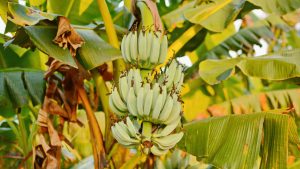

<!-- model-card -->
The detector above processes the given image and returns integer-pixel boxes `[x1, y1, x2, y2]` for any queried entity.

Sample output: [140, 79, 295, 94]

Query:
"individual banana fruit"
[150, 132, 184, 155]
[111, 117, 141, 148]
[121, 30, 168, 69]
[157, 59, 185, 92]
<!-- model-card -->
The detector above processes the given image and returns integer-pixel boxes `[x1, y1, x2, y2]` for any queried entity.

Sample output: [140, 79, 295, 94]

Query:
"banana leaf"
[0, 68, 45, 117]
[178, 112, 300, 169]
[199, 49, 300, 85]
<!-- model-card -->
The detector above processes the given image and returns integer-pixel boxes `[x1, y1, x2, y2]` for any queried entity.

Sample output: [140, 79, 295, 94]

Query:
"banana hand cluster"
[157, 59, 184, 92]
[111, 117, 141, 148]
[109, 69, 142, 116]
[121, 30, 168, 69]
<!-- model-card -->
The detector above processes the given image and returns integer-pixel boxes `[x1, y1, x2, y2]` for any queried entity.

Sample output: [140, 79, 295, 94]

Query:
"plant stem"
[78, 87, 106, 169]
[92, 70, 115, 151]
[96, 0, 119, 48]
[96, 0, 126, 80]
[142, 121, 152, 141]
[165, 25, 202, 65]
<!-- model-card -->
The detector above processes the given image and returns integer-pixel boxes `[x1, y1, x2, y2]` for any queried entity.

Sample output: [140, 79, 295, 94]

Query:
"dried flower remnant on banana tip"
[109, 0, 184, 156]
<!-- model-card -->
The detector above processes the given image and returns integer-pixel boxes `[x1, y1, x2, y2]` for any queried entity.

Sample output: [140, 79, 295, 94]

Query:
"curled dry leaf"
[44, 97, 69, 118]
[47, 120, 62, 147]
[37, 109, 48, 127]
[53, 16, 84, 56]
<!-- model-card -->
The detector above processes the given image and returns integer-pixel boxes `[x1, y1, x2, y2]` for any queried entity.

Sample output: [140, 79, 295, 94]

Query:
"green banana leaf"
[0, 0, 7, 22]
[202, 89, 300, 117]
[199, 49, 300, 85]
[0, 68, 45, 117]
[178, 112, 300, 169]
[203, 24, 273, 59]
[24, 25, 122, 70]
[8, 2, 58, 26]
[247, 0, 300, 15]
[0, 34, 48, 70]
[7, 3, 122, 70]
[47, 0, 101, 25]
[184, 0, 246, 32]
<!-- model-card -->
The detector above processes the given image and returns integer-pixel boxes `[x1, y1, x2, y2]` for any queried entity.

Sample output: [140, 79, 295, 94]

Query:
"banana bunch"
[127, 81, 182, 125]
[111, 117, 141, 148]
[121, 30, 168, 69]
[109, 68, 142, 116]
[157, 59, 185, 92]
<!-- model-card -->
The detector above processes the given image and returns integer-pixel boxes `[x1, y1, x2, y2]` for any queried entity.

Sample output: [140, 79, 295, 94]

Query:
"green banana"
[143, 85, 153, 116]
[126, 117, 138, 138]
[151, 83, 160, 110]
[133, 69, 142, 94]
[151, 93, 164, 120]
[125, 33, 132, 62]
[137, 87, 145, 117]
[152, 132, 183, 150]
[158, 94, 174, 122]
[138, 31, 147, 62]
[151, 145, 169, 156]
[145, 32, 153, 68]
[111, 87, 127, 111]
[127, 87, 138, 116]
[165, 60, 177, 88]
[109, 95, 126, 116]
[119, 75, 129, 101]
[111, 125, 139, 146]
[130, 31, 138, 63]
[121, 35, 128, 62]
[150, 32, 161, 64]
[173, 64, 183, 85]
[158, 33, 168, 64]
[153, 118, 180, 137]
[165, 101, 181, 124]
[115, 123, 140, 143]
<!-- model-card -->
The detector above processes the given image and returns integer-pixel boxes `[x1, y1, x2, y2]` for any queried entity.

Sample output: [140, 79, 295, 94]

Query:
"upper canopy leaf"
[199, 49, 300, 85]
[8, 2, 58, 26]
[247, 0, 300, 15]
[184, 0, 246, 32]
[7, 3, 122, 70]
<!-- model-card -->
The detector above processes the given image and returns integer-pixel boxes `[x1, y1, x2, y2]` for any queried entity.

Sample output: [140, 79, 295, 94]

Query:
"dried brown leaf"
[37, 109, 48, 127]
[39, 134, 51, 153]
[44, 97, 69, 118]
[47, 120, 62, 147]
[53, 16, 84, 56]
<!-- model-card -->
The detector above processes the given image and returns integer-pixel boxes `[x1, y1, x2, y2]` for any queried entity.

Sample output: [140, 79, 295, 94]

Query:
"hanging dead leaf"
[53, 16, 84, 56]
[37, 109, 49, 127]
[47, 120, 62, 147]
[44, 97, 69, 118]
[39, 134, 51, 153]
